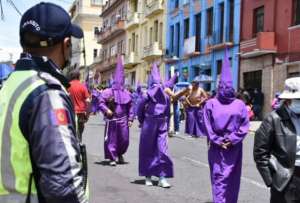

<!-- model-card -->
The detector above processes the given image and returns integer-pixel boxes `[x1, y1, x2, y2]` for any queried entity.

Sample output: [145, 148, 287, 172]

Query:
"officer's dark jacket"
[15, 54, 87, 203]
[254, 105, 297, 192]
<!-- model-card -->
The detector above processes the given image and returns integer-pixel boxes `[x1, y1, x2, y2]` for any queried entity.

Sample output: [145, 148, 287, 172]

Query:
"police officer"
[0, 2, 88, 203]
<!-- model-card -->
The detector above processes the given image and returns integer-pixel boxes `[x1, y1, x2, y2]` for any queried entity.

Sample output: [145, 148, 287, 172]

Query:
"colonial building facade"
[166, 0, 240, 91]
[240, 0, 300, 115]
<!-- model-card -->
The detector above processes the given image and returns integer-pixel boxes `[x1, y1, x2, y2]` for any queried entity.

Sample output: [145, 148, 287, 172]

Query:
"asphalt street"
[83, 115, 270, 203]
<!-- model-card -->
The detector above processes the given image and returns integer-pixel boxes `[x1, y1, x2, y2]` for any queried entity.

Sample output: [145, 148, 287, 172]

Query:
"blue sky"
[0, 0, 73, 62]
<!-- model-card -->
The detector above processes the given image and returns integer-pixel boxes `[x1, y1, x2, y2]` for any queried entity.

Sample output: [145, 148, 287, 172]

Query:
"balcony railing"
[125, 12, 139, 29]
[240, 32, 277, 58]
[143, 42, 163, 60]
[97, 20, 125, 44]
[125, 52, 140, 67]
[97, 55, 118, 72]
[145, 0, 164, 18]
[207, 28, 234, 51]
[101, 0, 122, 17]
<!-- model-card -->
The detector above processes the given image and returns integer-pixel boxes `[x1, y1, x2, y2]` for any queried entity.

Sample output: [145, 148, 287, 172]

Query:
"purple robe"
[91, 89, 101, 113]
[99, 88, 134, 161]
[185, 106, 206, 137]
[137, 88, 173, 178]
[204, 98, 249, 203]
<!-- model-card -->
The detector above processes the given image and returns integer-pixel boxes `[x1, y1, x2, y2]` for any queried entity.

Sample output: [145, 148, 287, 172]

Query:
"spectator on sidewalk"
[252, 88, 264, 120]
[254, 77, 300, 203]
[68, 70, 91, 142]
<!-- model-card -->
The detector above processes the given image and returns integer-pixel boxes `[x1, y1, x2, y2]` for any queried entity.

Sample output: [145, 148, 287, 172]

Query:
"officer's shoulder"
[38, 72, 63, 91]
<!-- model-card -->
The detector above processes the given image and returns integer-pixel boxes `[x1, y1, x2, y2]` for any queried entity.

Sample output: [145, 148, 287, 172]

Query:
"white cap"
[279, 77, 300, 99]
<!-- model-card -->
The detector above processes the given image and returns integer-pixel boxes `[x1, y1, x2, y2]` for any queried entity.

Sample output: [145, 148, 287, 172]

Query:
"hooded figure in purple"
[137, 63, 173, 188]
[132, 82, 143, 118]
[99, 56, 134, 166]
[203, 49, 250, 203]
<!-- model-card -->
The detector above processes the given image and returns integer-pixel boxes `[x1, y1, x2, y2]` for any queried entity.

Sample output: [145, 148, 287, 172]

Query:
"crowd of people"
[1, 2, 300, 203]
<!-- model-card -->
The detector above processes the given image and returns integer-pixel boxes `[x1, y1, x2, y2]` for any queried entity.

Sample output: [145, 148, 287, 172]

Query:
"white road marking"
[182, 157, 268, 190]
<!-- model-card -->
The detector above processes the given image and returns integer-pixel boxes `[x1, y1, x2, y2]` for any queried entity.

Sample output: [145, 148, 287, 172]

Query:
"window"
[219, 3, 224, 43]
[229, 0, 234, 41]
[150, 27, 153, 44]
[195, 13, 201, 51]
[136, 35, 139, 54]
[293, 0, 300, 25]
[207, 8, 213, 37]
[93, 49, 98, 58]
[128, 38, 132, 53]
[144, 26, 148, 46]
[253, 6, 264, 36]
[184, 18, 190, 39]
[132, 33, 136, 52]
[117, 40, 124, 54]
[243, 70, 262, 90]
[91, 0, 102, 6]
[176, 22, 180, 57]
[170, 25, 174, 54]
[110, 45, 117, 56]
[94, 27, 99, 38]
[159, 22, 163, 46]
[154, 20, 159, 42]
[175, 0, 179, 9]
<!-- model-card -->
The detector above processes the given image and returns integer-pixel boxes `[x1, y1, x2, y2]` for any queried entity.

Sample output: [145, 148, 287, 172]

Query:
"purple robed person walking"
[137, 63, 173, 188]
[203, 50, 250, 203]
[99, 56, 134, 166]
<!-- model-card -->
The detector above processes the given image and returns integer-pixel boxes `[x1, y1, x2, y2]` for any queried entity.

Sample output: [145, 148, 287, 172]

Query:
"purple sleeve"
[203, 102, 226, 146]
[98, 90, 110, 114]
[136, 94, 148, 124]
[128, 100, 135, 121]
[227, 104, 250, 145]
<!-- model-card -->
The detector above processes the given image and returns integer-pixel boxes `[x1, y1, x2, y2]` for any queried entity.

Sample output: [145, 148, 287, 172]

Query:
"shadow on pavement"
[94, 160, 130, 166]
[131, 179, 159, 186]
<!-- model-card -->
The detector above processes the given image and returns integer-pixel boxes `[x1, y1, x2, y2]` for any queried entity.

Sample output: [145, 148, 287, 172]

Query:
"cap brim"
[70, 24, 83, 38]
[279, 91, 300, 99]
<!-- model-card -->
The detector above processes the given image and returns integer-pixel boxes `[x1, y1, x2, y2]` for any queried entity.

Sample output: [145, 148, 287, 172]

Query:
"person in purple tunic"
[203, 49, 250, 203]
[137, 63, 173, 188]
[99, 56, 134, 166]
[183, 77, 208, 138]
[91, 86, 101, 114]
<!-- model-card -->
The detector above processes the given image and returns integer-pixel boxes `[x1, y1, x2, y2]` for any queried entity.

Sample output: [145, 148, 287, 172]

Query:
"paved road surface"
[83, 115, 269, 203]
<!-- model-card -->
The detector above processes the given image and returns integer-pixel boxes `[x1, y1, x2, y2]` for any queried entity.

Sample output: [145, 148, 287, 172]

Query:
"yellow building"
[69, 0, 102, 80]
[125, 0, 166, 86]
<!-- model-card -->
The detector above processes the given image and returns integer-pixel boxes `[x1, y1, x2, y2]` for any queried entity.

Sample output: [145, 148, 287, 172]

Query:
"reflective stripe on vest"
[0, 70, 45, 203]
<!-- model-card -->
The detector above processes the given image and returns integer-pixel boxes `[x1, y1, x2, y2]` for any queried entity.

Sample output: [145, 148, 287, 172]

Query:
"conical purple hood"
[150, 62, 161, 85]
[220, 49, 233, 87]
[112, 55, 124, 90]
[217, 48, 235, 104]
[164, 73, 178, 89]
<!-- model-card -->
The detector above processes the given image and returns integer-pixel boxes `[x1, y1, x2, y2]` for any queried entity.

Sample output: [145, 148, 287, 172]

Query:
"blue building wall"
[166, 0, 241, 91]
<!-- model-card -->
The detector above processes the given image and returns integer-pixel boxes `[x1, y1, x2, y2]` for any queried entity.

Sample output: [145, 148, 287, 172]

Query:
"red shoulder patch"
[54, 109, 69, 125]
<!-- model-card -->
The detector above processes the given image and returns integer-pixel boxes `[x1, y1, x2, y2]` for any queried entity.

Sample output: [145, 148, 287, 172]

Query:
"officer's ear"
[63, 37, 72, 57]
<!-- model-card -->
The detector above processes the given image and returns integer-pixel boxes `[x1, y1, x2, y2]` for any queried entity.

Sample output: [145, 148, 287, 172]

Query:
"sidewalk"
[249, 121, 262, 133]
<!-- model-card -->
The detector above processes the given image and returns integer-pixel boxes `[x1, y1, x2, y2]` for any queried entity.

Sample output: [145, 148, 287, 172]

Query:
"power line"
[0, 0, 4, 20]
[7, 0, 22, 16]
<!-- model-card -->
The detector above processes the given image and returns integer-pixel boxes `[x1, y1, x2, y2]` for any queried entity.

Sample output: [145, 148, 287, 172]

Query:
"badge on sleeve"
[51, 108, 69, 125]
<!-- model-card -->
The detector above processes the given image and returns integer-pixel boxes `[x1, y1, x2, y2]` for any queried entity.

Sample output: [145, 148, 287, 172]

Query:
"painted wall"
[166, 0, 241, 90]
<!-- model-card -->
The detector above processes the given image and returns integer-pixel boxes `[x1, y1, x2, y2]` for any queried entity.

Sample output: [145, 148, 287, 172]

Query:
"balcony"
[183, 36, 201, 58]
[97, 55, 118, 72]
[125, 52, 140, 68]
[207, 28, 234, 51]
[240, 32, 277, 58]
[145, 0, 164, 18]
[97, 20, 125, 44]
[142, 42, 163, 60]
[101, 0, 123, 17]
[125, 12, 140, 30]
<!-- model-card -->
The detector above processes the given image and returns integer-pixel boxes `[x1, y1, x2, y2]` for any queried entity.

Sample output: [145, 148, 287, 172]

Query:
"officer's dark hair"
[22, 32, 60, 55]
[69, 70, 80, 81]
